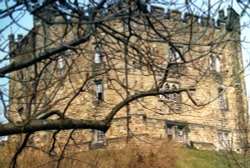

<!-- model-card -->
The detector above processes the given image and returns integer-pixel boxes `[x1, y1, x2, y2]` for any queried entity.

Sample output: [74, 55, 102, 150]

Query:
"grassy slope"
[175, 148, 232, 168]
[0, 141, 241, 168]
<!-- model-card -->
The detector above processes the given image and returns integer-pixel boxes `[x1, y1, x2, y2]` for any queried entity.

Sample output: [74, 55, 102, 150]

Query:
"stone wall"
[8, 5, 248, 152]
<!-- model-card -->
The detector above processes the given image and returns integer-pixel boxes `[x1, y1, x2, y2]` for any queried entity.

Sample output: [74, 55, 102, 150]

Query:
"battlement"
[29, 2, 239, 33]
[28, 1, 240, 33]
[150, 5, 240, 31]
[9, 4, 240, 51]
[8, 34, 24, 52]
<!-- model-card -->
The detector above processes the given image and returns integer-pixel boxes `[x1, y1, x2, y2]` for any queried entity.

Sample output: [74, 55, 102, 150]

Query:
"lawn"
[175, 148, 240, 168]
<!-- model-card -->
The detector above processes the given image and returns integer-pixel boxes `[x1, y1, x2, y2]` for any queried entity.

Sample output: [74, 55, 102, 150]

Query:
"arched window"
[159, 82, 170, 100]
[215, 56, 221, 73]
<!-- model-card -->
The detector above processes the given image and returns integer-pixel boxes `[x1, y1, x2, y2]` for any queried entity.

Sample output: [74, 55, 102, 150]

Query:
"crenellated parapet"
[29, 2, 241, 35]
[9, 4, 241, 54]
[184, 13, 199, 23]
[8, 34, 24, 53]
[151, 5, 240, 33]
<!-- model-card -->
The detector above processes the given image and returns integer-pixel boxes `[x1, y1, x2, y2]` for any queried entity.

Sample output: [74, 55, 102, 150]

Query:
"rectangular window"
[209, 54, 215, 71]
[215, 56, 221, 73]
[209, 54, 221, 73]
[173, 93, 178, 102]
[166, 123, 186, 142]
[176, 126, 185, 142]
[218, 132, 230, 149]
[218, 88, 227, 110]
[95, 80, 103, 102]
[97, 130, 105, 142]
[95, 46, 102, 64]
[57, 56, 66, 70]
[166, 125, 174, 140]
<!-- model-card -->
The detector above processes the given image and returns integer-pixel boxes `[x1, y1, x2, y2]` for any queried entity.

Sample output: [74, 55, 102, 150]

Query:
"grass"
[0, 140, 180, 168]
[0, 140, 245, 168]
[175, 148, 229, 168]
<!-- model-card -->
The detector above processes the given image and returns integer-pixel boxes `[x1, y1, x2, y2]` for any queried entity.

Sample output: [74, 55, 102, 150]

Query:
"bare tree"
[0, 0, 249, 167]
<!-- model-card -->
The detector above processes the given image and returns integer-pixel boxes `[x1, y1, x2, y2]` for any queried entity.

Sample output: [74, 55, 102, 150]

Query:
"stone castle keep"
[8, 3, 248, 151]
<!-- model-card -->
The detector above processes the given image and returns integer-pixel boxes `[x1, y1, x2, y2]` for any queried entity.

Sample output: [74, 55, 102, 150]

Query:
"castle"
[7, 2, 248, 152]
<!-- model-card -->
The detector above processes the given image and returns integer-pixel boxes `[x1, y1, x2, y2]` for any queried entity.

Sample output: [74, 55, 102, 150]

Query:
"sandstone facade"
[8, 4, 248, 152]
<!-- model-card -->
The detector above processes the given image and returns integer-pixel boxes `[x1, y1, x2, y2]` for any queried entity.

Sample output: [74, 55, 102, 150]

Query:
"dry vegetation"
[0, 140, 181, 168]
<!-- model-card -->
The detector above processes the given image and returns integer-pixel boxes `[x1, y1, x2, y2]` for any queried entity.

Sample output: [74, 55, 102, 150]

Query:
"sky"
[0, 0, 250, 130]
[0, 3, 32, 125]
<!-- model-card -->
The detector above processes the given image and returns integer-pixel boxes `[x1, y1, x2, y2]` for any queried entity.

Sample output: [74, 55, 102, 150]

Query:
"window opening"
[95, 46, 102, 64]
[209, 54, 215, 71]
[210, 54, 221, 73]
[172, 85, 178, 103]
[166, 123, 186, 142]
[95, 80, 103, 102]
[57, 56, 66, 70]
[166, 124, 174, 140]
[97, 130, 105, 142]
[176, 126, 185, 142]
[218, 87, 227, 110]
[173, 93, 178, 102]
[160, 82, 170, 100]
[218, 132, 230, 149]
[215, 56, 221, 73]
[169, 46, 182, 63]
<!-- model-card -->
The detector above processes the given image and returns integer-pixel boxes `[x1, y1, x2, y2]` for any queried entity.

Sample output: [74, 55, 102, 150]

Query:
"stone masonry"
[8, 3, 248, 152]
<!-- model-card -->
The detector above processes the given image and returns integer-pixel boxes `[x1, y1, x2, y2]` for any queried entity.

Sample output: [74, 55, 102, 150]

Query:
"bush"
[0, 140, 181, 168]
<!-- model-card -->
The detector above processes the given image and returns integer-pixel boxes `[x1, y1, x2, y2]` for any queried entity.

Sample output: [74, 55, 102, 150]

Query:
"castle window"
[173, 93, 178, 102]
[209, 54, 221, 73]
[169, 46, 182, 63]
[209, 54, 215, 71]
[217, 132, 230, 149]
[166, 124, 174, 140]
[218, 87, 227, 110]
[95, 80, 103, 102]
[95, 46, 102, 64]
[215, 56, 221, 73]
[97, 130, 105, 142]
[159, 82, 170, 100]
[57, 56, 66, 70]
[172, 84, 179, 103]
[159, 82, 180, 104]
[166, 123, 186, 143]
[176, 126, 185, 142]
